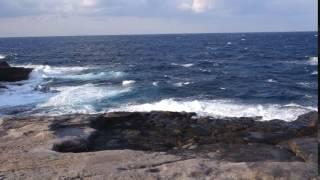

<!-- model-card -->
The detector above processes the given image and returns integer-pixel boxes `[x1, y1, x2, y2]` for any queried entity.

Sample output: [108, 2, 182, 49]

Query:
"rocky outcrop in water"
[0, 61, 33, 82]
[0, 111, 318, 179]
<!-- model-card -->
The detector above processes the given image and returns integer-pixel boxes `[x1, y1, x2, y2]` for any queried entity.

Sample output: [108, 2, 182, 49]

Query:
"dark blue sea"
[0, 32, 318, 121]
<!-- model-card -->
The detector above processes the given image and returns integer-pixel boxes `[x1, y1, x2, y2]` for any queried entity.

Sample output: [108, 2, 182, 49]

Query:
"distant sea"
[0, 32, 318, 121]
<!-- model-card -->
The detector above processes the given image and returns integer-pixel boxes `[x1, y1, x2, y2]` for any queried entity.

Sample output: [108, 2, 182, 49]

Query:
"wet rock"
[287, 137, 317, 163]
[52, 137, 90, 153]
[0, 84, 7, 89]
[0, 62, 33, 82]
[0, 61, 10, 68]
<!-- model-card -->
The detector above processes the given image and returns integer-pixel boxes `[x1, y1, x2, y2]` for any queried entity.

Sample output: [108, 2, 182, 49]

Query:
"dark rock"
[52, 137, 90, 153]
[0, 63, 33, 82]
[287, 137, 318, 163]
[0, 111, 318, 179]
[290, 111, 318, 129]
[0, 61, 10, 68]
[0, 84, 7, 89]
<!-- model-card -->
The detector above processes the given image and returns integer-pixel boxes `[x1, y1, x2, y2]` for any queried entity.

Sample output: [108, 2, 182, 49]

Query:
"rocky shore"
[0, 111, 318, 179]
[0, 60, 33, 82]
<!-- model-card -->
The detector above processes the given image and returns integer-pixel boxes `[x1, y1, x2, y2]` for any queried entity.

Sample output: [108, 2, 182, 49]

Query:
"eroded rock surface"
[0, 111, 318, 179]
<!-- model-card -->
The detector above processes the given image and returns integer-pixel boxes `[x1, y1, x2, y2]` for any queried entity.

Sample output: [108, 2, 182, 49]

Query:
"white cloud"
[178, 0, 214, 13]
[81, 0, 97, 8]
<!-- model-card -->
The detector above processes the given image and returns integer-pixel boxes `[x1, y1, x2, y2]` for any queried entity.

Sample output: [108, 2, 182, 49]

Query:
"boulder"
[0, 61, 33, 82]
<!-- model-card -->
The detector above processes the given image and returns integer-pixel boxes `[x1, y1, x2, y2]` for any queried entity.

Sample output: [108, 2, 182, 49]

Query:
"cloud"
[178, 0, 214, 13]
[0, 0, 317, 37]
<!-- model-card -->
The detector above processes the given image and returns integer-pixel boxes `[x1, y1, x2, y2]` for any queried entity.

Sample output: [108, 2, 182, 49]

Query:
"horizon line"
[0, 30, 317, 39]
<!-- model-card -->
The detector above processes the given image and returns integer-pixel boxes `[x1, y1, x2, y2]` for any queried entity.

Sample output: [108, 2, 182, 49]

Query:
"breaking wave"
[110, 99, 316, 121]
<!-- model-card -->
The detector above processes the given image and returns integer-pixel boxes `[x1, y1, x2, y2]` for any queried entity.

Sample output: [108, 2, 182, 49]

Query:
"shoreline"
[0, 110, 317, 179]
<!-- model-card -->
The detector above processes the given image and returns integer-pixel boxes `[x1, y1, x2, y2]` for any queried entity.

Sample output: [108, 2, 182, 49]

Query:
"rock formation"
[0, 61, 33, 82]
[0, 111, 318, 179]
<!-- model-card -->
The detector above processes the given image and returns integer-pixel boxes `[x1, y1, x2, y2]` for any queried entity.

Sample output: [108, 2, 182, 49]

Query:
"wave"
[109, 99, 317, 121]
[122, 80, 136, 86]
[61, 71, 124, 80]
[0, 54, 6, 59]
[20, 64, 125, 82]
[0, 80, 52, 108]
[307, 57, 318, 66]
[266, 79, 277, 83]
[38, 84, 131, 115]
[171, 63, 194, 68]
[174, 82, 191, 87]
[0, 64, 126, 111]
[21, 65, 90, 78]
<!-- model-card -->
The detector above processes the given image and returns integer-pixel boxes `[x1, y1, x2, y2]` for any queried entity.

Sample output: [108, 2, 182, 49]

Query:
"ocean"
[0, 32, 318, 121]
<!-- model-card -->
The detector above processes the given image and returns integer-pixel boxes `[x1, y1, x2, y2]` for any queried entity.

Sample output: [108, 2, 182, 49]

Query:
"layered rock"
[0, 111, 318, 179]
[0, 61, 33, 82]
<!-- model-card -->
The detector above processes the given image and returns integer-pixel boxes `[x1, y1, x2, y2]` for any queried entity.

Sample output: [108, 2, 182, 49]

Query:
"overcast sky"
[0, 0, 317, 37]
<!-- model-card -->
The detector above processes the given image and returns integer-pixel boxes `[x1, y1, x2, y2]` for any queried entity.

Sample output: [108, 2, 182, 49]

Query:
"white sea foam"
[21, 64, 125, 81]
[38, 84, 131, 114]
[152, 82, 159, 86]
[0, 64, 125, 111]
[110, 99, 317, 121]
[122, 80, 136, 86]
[311, 71, 318, 75]
[0, 84, 51, 108]
[267, 79, 277, 83]
[171, 63, 194, 68]
[0, 54, 6, 59]
[307, 57, 318, 66]
[0, 74, 52, 108]
[62, 71, 124, 80]
[174, 82, 190, 87]
[199, 69, 211, 73]
[21, 64, 89, 75]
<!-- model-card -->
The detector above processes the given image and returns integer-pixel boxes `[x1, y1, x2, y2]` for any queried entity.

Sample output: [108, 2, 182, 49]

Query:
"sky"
[0, 0, 317, 37]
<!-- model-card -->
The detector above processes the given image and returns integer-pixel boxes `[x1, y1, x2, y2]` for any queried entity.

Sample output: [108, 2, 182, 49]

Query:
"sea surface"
[0, 32, 318, 121]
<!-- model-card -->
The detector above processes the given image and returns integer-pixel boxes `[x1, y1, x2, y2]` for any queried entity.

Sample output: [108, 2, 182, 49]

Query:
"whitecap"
[110, 99, 317, 121]
[174, 82, 190, 87]
[227, 42, 232, 45]
[199, 69, 211, 73]
[152, 82, 159, 86]
[311, 71, 318, 75]
[0, 54, 6, 59]
[61, 71, 124, 80]
[241, 38, 246, 41]
[20, 65, 89, 75]
[122, 80, 136, 86]
[297, 82, 312, 88]
[267, 79, 277, 83]
[171, 63, 194, 68]
[38, 84, 131, 114]
[307, 57, 318, 66]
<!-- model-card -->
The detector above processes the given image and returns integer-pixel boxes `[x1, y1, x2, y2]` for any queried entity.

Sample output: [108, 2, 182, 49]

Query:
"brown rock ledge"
[0, 111, 318, 179]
